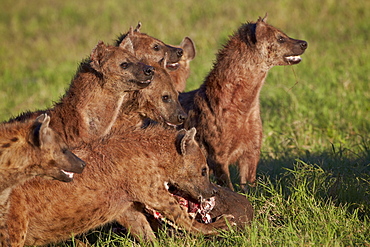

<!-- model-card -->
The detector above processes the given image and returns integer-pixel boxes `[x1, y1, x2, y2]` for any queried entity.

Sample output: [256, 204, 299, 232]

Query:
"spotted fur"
[0, 114, 85, 247]
[180, 15, 308, 190]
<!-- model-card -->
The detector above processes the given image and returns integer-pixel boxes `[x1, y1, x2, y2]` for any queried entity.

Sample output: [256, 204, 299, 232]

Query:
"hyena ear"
[129, 26, 134, 36]
[90, 41, 108, 73]
[179, 127, 198, 156]
[29, 113, 52, 148]
[180, 37, 196, 61]
[38, 113, 55, 148]
[119, 37, 135, 54]
[258, 13, 268, 23]
[134, 22, 142, 33]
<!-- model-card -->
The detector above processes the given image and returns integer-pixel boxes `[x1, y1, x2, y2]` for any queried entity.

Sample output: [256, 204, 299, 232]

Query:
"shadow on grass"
[229, 143, 370, 219]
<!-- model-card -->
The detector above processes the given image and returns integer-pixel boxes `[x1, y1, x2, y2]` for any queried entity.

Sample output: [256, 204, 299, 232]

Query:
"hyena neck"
[113, 93, 145, 131]
[0, 173, 32, 199]
[0, 126, 33, 193]
[203, 34, 268, 111]
[51, 67, 125, 147]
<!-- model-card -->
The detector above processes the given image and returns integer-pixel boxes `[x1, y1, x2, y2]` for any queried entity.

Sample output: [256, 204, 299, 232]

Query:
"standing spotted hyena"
[115, 23, 196, 92]
[0, 114, 85, 247]
[180, 15, 308, 190]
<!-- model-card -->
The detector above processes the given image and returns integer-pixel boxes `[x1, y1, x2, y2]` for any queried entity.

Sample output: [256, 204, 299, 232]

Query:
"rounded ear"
[30, 113, 51, 147]
[180, 37, 196, 60]
[258, 13, 268, 23]
[35, 113, 48, 124]
[180, 127, 197, 156]
[90, 41, 107, 72]
[129, 25, 134, 36]
[134, 22, 142, 32]
[119, 36, 135, 54]
[38, 114, 53, 147]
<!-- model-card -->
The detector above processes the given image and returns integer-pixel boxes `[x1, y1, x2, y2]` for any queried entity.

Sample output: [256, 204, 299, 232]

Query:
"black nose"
[300, 41, 308, 50]
[177, 111, 187, 123]
[144, 65, 155, 76]
[176, 48, 183, 58]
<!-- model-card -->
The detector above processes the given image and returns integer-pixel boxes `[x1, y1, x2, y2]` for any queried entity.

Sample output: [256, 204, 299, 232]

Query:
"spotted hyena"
[115, 23, 196, 92]
[6, 126, 233, 245]
[9, 39, 154, 148]
[179, 14, 308, 190]
[0, 114, 85, 247]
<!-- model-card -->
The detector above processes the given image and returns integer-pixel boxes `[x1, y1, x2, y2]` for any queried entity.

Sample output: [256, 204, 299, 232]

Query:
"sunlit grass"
[0, 0, 369, 246]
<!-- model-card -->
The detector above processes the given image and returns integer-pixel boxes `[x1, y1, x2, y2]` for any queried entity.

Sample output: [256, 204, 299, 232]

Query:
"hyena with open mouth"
[180, 14, 308, 190]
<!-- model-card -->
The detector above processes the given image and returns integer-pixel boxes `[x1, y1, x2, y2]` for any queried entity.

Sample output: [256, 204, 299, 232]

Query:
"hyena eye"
[153, 44, 160, 51]
[162, 95, 171, 102]
[277, 36, 285, 43]
[201, 167, 207, 176]
[120, 62, 129, 69]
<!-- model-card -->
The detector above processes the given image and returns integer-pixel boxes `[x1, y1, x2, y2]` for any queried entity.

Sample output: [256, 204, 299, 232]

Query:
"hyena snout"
[299, 40, 308, 51]
[143, 65, 155, 76]
[293, 39, 308, 53]
[290, 39, 308, 55]
[65, 150, 86, 174]
[176, 48, 183, 58]
[177, 110, 187, 124]
[135, 63, 155, 88]
[201, 183, 219, 199]
[166, 108, 187, 126]
[167, 46, 183, 62]
[283, 38, 308, 65]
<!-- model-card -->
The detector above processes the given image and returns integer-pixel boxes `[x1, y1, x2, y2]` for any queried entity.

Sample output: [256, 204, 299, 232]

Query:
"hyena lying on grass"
[10, 39, 154, 148]
[0, 114, 85, 247]
[7, 127, 233, 246]
[4, 56, 198, 245]
[115, 23, 196, 92]
[180, 15, 308, 190]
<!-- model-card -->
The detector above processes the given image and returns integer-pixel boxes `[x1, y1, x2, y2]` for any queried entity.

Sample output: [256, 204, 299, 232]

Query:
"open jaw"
[53, 169, 79, 182]
[165, 62, 180, 71]
[145, 182, 216, 228]
[61, 170, 75, 179]
[284, 55, 302, 64]
[148, 110, 179, 127]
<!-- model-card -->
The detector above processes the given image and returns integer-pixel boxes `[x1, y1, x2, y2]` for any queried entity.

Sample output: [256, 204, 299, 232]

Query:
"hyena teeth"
[285, 55, 302, 62]
[62, 170, 74, 179]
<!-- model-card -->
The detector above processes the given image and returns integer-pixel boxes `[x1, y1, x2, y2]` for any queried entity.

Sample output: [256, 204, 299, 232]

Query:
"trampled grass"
[0, 0, 369, 246]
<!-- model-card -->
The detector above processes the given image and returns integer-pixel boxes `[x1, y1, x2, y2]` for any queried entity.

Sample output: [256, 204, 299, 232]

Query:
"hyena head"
[167, 128, 216, 201]
[136, 56, 187, 126]
[28, 114, 86, 182]
[90, 40, 155, 92]
[115, 22, 183, 71]
[239, 14, 308, 69]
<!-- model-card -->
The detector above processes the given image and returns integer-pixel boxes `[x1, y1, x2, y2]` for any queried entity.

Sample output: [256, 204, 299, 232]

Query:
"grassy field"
[1, 0, 369, 246]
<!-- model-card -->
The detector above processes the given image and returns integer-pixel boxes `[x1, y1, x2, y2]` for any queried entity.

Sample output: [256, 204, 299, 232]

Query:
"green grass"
[1, 0, 369, 246]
